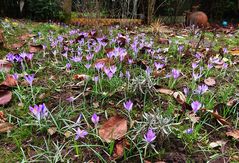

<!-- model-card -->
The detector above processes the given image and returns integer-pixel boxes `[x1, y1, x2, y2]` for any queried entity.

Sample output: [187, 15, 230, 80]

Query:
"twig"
[194, 28, 205, 55]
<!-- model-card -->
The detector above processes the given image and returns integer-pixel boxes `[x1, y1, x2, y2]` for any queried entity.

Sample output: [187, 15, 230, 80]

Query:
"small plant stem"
[30, 84, 35, 104]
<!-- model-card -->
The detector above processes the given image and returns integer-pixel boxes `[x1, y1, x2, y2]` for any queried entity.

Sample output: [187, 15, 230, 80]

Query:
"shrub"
[26, 0, 63, 20]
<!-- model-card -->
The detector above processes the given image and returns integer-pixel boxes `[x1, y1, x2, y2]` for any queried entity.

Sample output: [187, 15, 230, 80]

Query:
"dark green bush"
[27, 0, 63, 20]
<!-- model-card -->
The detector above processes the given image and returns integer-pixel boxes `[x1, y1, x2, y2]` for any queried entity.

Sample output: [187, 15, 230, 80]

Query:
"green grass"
[0, 18, 239, 162]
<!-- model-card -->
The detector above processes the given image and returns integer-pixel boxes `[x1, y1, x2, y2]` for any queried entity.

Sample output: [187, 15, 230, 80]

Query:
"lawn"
[0, 18, 239, 162]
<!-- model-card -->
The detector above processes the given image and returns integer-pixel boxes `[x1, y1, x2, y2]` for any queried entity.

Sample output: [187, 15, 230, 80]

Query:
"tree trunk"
[147, 0, 156, 24]
[62, 0, 72, 23]
[132, 0, 138, 18]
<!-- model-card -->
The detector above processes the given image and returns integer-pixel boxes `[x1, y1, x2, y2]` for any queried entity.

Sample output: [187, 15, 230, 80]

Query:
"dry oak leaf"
[0, 90, 12, 105]
[11, 42, 25, 49]
[29, 44, 43, 53]
[47, 127, 57, 135]
[0, 60, 12, 73]
[155, 87, 174, 95]
[99, 116, 127, 143]
[73, 74, 90, 81]
[19, 33, 35, 41]
[113, 139, 130, 159]
[226, 98, 238, 107]
[173, 91, 186, 105]
[226, 130, 239, 139]
[94, 58, 114, 66]
[209, 140, 227, 148]
[229, 50, 239, 56]
[1, 74, 17, 87]
[211, 111, 231, 127]
[204, 77, 216, 86]
[0, 122, 14, 133]
[0, 111, 6, 123]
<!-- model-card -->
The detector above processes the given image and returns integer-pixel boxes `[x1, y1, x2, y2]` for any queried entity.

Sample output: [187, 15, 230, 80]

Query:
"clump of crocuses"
[29, 103, 48, 120]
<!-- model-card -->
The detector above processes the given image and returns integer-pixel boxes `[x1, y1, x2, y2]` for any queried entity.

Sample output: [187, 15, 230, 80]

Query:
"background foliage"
[0, 0, 239, 22]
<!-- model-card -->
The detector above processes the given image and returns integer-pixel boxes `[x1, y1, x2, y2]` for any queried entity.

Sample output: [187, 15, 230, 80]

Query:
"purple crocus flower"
[195, 52, 203, 60]
[183, 87, 189, 96]
[223, 48, 228, 54]
[119, 71, 124, 78]
[95, 62, 105, 71]
[104, 67, 113, 79]
[38, 103, 48, 118]
[191, 101, 202, 113]
[195, 84, 208, 94]
[125, 71, 130, 80]
[185, 128, 193, 134]
[24, 74, 35, 85]
[93, 76, 99, 83]
[12, 73, 19, 80]
[71, 56, 82, 62]
[85, 63, 91, 69]
[154, 62, 164, 70]
[171, 69, 180, 79]
[192, 72, 202, 81]
[15, 55, 23, 62]
[66, 96, 75, 102]
[146, 67, 151, 76]
[109, 65, 117, 74]
[128, 59, 133, 64]
[207, 63, 213, 70]
[26, 53, 34, 60]
[178, 45, 184, 53]
[29, 105, 41, 120]
[123, 100, 133, 111]
[223, 63, 228, 69]
[86, 53, 94, 61]
[29, 103, 48, 120]
[66, 63, 71, 70]
[62, 52, 68, 58]
[91, 113, 99, 125]
[19, 52, 28, 59]
[6, 53, 15, 62]
[144, 128, 156, 143]
[75, 128, 88, 140]
[192, 62, 198, 69]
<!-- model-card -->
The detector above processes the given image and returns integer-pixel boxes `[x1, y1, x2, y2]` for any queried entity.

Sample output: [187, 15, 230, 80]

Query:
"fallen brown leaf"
[114, 141, 124, 158]
[187, 113, 200, 124]
[226, 130, 239, 139]
[99, 116, 127, 142]
[73, 74, 90, 81]
[0, 90, 12, 105]
[19, 33, 35, 41]
[209, 140, 227, 148]
[0, 122, 14, 133]
[204, 77, 216, 86]
[0, 111, 6, 122]
[173, 91, 186, 104]
[158, 38, 169, 44]
[0, 74, 17, 87]
[0, 60, 12, 73]
[211, 111, 231, 127]
[29, 44, 43, 53]
[12, 42, 25, 49]
[155, 87, 174, 95]
[47, 127, 57, 135]
[229, 50, 239, 56]
[0, 30, 4, 47]
[94, 58, 114, 66]
[226, 98, 238, 107]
